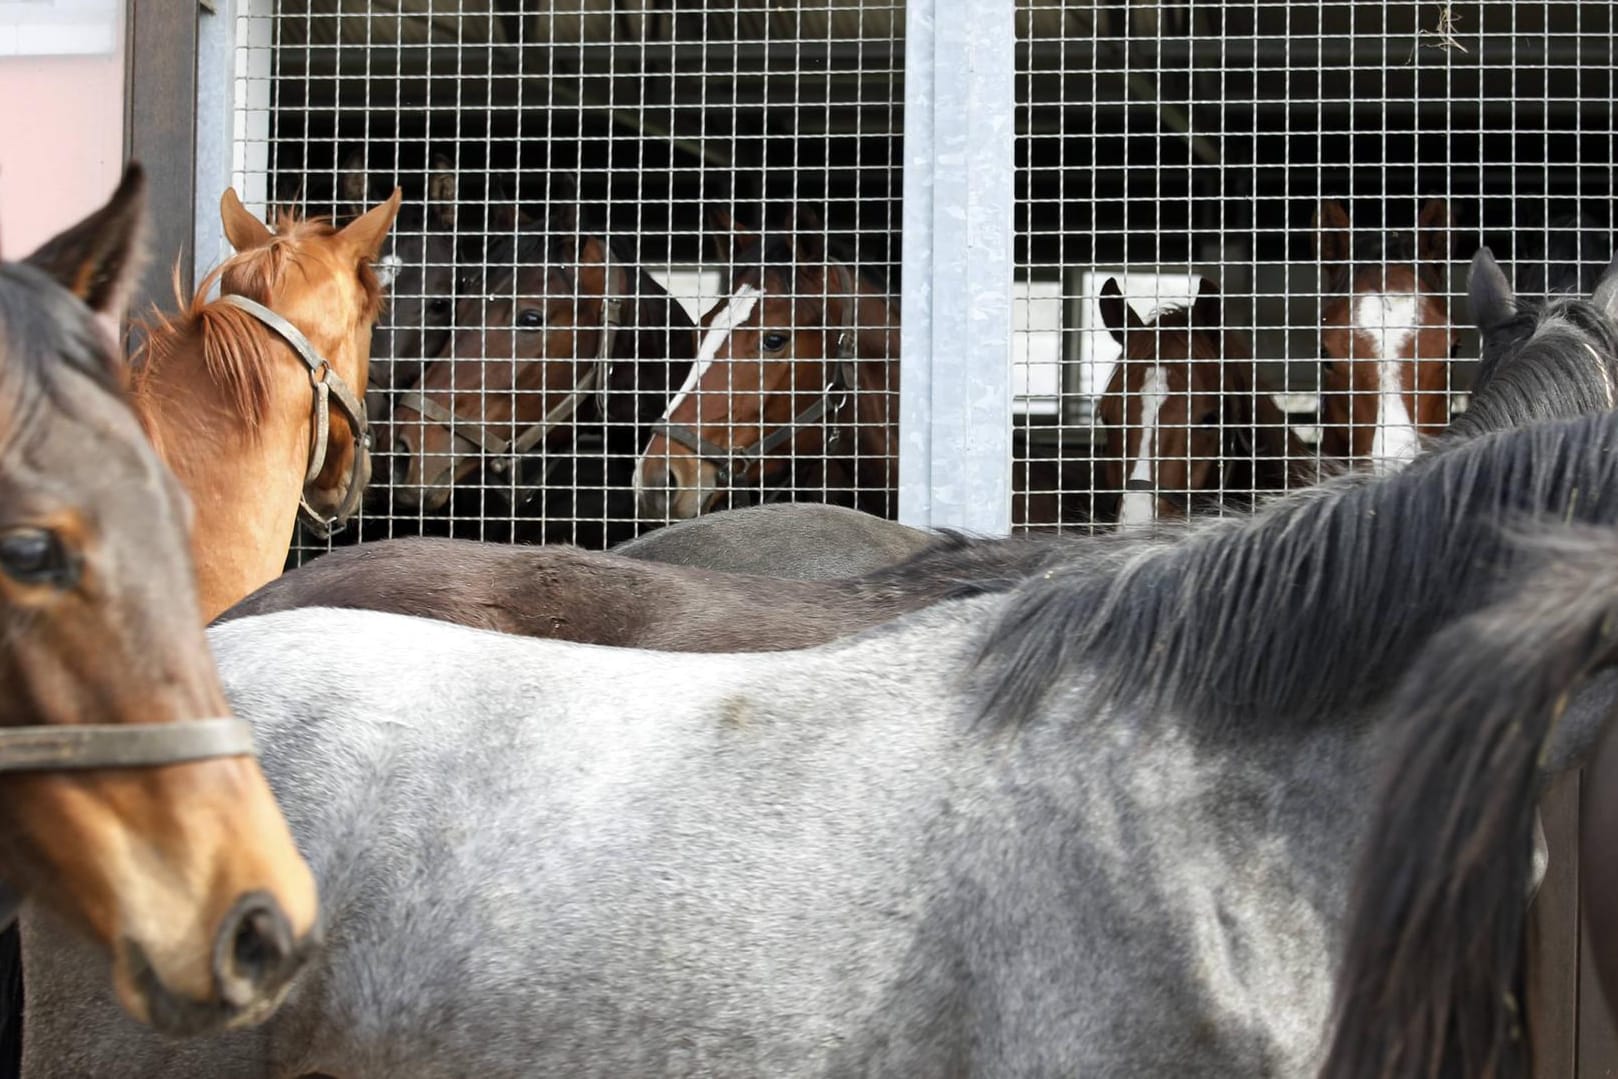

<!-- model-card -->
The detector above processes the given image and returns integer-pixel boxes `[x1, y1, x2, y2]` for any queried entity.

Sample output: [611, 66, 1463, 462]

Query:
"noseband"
[394, 268, 627, 488]
[0, 716, 257, 926]
[652, 261, 861, 494]
[218, 294, 371, 538]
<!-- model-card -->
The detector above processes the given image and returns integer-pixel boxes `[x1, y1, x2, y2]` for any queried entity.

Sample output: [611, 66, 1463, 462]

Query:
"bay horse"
[0, 165, 317, 1039]
[1095, 276, 1304, 528]
[634, 206, 899, 521]
[131, 186, 399, 621]
[29, 369, 1618, 1074]
[385, 201, 698, 547]
[1313, 198, 1456, 473]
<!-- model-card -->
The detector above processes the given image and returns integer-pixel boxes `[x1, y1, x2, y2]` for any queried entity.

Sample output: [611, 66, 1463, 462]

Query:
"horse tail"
[1321, 525, 1618, 1079]
[0, 923, 21, 1079]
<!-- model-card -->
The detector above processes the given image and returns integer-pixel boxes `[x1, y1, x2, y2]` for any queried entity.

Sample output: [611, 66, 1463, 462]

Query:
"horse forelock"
[974, 409, 1618, 734]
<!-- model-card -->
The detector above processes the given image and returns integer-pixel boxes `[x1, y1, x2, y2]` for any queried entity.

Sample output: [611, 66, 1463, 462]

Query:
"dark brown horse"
[634, 207, 899, 521]
[216, 530, 1088, 650]
[1313, 198, 1456, 474]
[1095, 276, 1304, 528]
[0, 165, 317, 1039]
[384, 200, 697, 547]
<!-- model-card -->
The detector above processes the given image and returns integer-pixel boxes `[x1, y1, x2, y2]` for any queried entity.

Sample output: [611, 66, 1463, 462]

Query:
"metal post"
[897, 0, 1015, 534]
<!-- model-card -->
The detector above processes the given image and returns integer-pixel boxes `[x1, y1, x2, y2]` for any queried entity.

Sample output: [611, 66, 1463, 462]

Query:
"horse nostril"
[212, 893, 299, 1007]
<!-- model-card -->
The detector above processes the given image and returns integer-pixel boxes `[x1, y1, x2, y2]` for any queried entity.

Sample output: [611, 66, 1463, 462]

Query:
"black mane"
[0, 262, 125, 433]
[1453, 294, 1618, 439]
[976, 406, 1618, 731]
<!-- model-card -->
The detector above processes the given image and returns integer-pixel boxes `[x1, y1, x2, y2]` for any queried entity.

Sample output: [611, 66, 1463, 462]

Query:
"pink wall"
[0, 46, 127, 260]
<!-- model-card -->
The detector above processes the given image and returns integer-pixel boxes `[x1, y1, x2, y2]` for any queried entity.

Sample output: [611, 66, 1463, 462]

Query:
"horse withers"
[0, 166, 317, 1037]
[1313, 198, 1456, 473]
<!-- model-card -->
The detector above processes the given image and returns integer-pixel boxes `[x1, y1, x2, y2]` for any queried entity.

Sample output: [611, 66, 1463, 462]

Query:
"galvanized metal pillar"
[194, 0, 274, 289]
[897, 0, 1016, 534]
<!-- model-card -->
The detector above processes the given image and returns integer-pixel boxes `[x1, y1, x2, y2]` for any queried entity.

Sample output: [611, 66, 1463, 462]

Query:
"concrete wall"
[0, 9, 126, 260]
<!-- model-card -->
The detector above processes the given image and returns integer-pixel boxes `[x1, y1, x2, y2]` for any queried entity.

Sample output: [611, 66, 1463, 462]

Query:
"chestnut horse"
[1313, 198, 1456, 474]
[634, 207, 899, 521]
[0, 165, 317, 1038]
[132, 187, 399, 621]
[1095, 277, 1304, 528]
[385, 202, 697, 546]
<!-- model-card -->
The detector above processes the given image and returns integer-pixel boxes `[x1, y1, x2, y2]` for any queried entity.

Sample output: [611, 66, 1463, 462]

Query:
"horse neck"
[134, 330, 323, 623]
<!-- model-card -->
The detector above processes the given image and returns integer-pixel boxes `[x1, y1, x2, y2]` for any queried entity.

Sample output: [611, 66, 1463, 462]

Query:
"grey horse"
[613, 501, 938, 578]
[19, 392, 1618, 1075]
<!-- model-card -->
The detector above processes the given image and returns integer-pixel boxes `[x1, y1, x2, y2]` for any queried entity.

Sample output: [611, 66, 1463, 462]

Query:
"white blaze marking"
[634, 284, 762, 501]
[1354, 292, 1421, 474]
[1119, 365, 1170, 529]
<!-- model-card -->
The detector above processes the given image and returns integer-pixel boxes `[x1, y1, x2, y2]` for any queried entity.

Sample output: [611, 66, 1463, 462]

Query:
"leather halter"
[217, 295, 372, 538]
[0, 716, 256, 927]
[394, 271, 626, 487]
[652, 261, 861, 494]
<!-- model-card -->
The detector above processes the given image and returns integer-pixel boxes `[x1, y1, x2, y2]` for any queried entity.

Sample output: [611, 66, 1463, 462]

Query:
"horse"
[338, 152, 467, 422]
[213, 529, 1076, 649]
[1452, 245, 1618, 440]
[25, 356, 1618, 1075]
[1313, 198, 1457, 473]
[130, 186, 398, 622]
[612, 502, 936, 579]
[385, 200, 698, 547]
[1094, 276, 1304, 527]
[0, 164, 317, 1041]
[634, 206, 899, 521]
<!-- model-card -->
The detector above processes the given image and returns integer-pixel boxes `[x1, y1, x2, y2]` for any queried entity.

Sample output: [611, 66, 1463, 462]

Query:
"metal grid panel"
[1013, 1, 1616, 532]
[233, 0, 906, 562]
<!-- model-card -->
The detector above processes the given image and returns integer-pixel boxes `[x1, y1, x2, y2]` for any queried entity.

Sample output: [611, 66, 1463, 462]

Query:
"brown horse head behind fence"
[384, 198, 697, 542]
[0, 165, 318, 1035]
[132, 185, 399, 619]
[634, 206, 900, 521]
[1314, 198, 1456, 474]
[1095, 277, 1305, 528]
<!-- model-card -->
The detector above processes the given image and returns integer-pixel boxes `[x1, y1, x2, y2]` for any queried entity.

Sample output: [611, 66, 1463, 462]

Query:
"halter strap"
[652, 259, 862, 494]
[0, 716, 256, 928]
[217, 294, 371, 538]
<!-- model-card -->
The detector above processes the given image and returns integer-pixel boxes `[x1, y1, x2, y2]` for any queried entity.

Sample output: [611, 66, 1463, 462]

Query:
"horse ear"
[1590, 249, 1618, 321]
[1190, 277, 1222, 329]
[220, 186, 274, 252]
[337, 187, 403, 261]
[707, 205, 757, 263]
[338, 149, 371, 215]
[1097, 277, 1142, 346]
[793, 206, 826, 262]
[1313, 200, 1353, 269]
[425, 155, 457, 231]
[1467, 247, 1517, 329]
[1416, 198, 1453, 279]
[23, 163, 148, 317]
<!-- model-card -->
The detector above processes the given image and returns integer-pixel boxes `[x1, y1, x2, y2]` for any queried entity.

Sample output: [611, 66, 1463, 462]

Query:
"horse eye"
[427, 298, 452, 317]
[0, 528, 76, 589]
[761, 332, 789, 352]
[517, 309, 545, 329]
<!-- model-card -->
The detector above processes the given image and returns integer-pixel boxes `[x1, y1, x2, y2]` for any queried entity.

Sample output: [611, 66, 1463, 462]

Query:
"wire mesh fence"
[228, 1, 1615, 558]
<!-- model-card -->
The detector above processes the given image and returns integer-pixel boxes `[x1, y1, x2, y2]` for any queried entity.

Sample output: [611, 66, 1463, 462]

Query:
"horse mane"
[975, 407, 1618, 731]
[1450, 295, 1618, 440]
[131, 212, 382, 443]
[0, 263, 126, 439]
